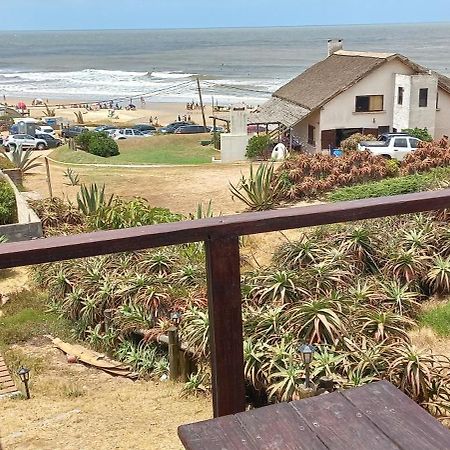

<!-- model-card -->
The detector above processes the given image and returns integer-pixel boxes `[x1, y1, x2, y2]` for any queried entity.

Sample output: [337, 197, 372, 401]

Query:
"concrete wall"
[435, 88, 450, 139]
[320, 59, 414, 132]
[0, 172, 42, 242]
[409, 74, 438, 136]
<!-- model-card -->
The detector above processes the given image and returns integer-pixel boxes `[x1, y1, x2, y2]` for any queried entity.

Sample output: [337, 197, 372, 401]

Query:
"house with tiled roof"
[252, 40, 450, 151]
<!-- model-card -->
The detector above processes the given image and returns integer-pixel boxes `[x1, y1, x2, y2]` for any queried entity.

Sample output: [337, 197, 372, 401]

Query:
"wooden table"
[178, 381, 450, 449]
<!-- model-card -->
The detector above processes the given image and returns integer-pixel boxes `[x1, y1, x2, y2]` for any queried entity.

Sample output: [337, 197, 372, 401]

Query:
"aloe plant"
[77, 183, 113, 216]
[229, 163, 284, 211]
[7, 144, 42, 173]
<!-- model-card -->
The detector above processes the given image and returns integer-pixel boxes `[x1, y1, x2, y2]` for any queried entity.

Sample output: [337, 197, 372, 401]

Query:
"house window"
[307, 125, 315, 145]
[355, 95, 384, 112]
[419, 88, 428, 107]
[398, 87, 404, 105]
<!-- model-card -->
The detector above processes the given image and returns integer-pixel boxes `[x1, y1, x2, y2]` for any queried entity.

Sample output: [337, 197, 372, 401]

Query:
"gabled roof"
[272, 50, 450, 112]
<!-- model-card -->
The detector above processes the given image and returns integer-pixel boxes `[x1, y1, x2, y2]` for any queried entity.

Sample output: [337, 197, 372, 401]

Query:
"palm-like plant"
[287, 298, 348, 345]
[243, 305, 287, 343]
[77, 183, 113, 216]
[229, 163, 284, 211]
[355, 309, 414, 342]
[427, 255, 450, 295]
[180, 307, 210, 359]
[243, 339, 267, 389]
[247, 270, 304, 305]
[384, 248, 428, 285]
[7, 144, 42, 173]
[273, 236, 322, 269]
[388, 343, 438, 403]
[374, 280, 421, 316]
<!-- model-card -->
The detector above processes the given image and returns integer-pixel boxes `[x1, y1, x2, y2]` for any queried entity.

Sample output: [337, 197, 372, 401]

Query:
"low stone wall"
[0, 171, 42, 242]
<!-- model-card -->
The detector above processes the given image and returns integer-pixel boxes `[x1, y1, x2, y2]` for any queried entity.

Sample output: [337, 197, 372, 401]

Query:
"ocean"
[0, 23, 450, 104]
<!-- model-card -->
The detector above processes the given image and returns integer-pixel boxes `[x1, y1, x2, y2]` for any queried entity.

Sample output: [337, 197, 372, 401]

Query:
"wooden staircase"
[0, 354, 18, 398]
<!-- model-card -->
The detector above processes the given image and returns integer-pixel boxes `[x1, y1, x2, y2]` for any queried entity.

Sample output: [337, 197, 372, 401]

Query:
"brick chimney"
[327, 39, 343, 56]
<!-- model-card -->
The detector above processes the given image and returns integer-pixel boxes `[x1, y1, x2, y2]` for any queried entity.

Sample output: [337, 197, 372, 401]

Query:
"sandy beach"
[5, 97, 223, 128]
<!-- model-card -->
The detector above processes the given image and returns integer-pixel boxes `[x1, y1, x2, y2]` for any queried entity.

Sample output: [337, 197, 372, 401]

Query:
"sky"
[2, 0, 450, 31]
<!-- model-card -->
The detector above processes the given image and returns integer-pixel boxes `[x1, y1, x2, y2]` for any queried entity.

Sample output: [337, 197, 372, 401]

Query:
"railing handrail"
[3, 189, 450, 417]
[1, 189, 450, 270]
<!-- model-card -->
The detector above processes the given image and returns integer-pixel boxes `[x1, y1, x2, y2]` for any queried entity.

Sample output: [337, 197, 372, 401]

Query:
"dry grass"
[0, 343, 211, 450]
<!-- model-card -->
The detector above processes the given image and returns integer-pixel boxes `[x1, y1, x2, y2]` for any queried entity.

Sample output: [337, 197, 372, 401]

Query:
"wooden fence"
[1, 189, 450, 417]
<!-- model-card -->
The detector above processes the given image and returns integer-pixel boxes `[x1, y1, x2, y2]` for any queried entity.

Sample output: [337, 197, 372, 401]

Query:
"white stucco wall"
[408, 74, 438, 136]
[292, 110, 321, 150]
[435, 88, 450, 139]
[320, 59, 415, 131]
[393, 74, 412, 131]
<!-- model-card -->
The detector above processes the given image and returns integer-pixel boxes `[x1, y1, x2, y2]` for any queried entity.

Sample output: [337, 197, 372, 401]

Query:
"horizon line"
[1, 20, 449, 33]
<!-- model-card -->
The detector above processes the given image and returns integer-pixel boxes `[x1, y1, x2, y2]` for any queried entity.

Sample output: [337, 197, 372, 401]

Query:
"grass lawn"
[0, 288, 72, 347]
[419, 300, 450, 336]
[50, 134, 219, 165]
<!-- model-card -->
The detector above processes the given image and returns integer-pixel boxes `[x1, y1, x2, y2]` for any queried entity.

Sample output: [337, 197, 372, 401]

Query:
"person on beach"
[177, 114, 181, 121]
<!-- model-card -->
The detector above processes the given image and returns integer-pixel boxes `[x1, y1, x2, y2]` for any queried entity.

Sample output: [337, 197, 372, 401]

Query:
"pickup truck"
[357, 133, 421, 161]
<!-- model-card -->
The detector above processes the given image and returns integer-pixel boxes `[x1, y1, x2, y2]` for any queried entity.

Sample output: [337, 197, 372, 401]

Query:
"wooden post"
[289, 127, 293, 151]
[205, 235, 245, 417]
[168, 327, 181, 380]
[44, 157, 53, 199]
[196, 77, 208, 132]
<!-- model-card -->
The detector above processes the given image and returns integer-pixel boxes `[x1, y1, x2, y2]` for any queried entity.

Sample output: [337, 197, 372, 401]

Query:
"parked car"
[159, 121, 193, 134]
[357, 134, 421, 161]
[174, 125, 209, 134]
[35, 125, 56, 136]
[112, 128, 148, 140]
[3, 134, 47, 151]
[94, 125, 117, 133]
[36, 133, 62, 149]
[208, 125, 225, 133]
[61, 126, 88, 138]
[133, 124, 157, 134]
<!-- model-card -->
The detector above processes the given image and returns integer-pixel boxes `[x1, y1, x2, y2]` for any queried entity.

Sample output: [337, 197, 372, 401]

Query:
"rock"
[67, 354, 78, 364]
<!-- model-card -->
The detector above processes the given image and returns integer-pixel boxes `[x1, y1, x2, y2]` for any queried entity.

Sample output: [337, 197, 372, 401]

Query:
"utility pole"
[196, 77, 207, 132]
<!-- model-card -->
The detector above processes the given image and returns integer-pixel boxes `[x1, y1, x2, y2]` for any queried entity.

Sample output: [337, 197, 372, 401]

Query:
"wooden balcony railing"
[1, 189, 450, 417]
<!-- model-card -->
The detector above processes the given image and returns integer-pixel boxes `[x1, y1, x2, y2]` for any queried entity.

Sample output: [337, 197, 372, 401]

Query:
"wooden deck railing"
[2, 189, 450, 417]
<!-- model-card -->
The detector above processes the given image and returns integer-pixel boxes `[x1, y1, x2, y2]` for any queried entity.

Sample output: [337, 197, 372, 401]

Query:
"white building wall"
[292, 110, 321, 150]
[393, 74, 411, 131]
[320, 59, 414, 131]
[435, 88, 450, 139]
[408, 74, 438, 136]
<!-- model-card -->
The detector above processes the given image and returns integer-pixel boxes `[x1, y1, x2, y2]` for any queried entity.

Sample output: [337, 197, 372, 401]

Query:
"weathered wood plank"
[290, 391, 399, 449]
[1, 190, 450, 269]
[205, 236, 246, 417]
[343, 381, 450, 450]
[235, 402, 327, 450]
[178, 415, 255, 450]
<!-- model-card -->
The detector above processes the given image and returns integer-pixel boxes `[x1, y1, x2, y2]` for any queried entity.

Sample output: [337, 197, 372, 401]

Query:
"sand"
[6, 96, 225, 128]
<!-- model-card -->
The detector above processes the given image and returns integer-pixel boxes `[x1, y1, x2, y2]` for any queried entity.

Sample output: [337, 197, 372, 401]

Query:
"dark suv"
[174, 125, 209, 134]
[61, 126, 88, 138]
[159, 121, 193, 134]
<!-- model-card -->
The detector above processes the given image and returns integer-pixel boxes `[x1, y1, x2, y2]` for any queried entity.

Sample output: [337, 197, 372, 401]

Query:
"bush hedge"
[0, 178, 17, 224]
[328, 174, 428, 201]
[245, 135, 271, 159]
[75, 131, 119, 158]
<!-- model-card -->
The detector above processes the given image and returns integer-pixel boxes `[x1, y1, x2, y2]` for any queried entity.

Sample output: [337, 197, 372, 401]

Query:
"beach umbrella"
[17, 101, 26, 109]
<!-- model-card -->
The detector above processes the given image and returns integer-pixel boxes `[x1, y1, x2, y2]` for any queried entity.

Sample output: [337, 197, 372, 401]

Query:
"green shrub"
[245, 135, 271, 159]
[328, 174, 427, 202]
[402, 127, 433, 142]
[91, 197, 182, 230]
[0, 178, 16, 224]
[75, 131, 119, 158]
[340, 133, 377, 152]
[88, 134, 119, 157]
